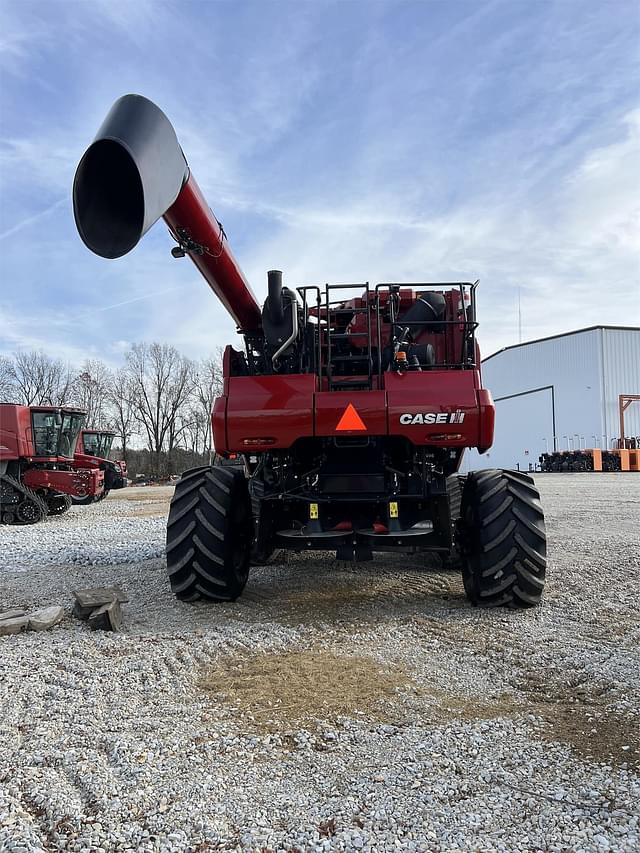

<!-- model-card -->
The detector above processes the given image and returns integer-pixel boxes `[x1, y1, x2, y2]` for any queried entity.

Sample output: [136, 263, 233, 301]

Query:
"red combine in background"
[0, 404, 104, 524]
[73, 94, 547, 609]
[71, 429, 128, 506]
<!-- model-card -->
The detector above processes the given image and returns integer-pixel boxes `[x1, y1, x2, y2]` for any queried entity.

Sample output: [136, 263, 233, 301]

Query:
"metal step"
[330, 354, 371, 361]
[329, 381, 371, 391]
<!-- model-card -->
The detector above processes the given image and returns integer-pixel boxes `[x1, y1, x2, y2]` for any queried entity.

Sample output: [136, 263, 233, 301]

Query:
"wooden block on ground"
[0, 616, 29, 636]
[73, 602, 95, 621]
[0, 609, 26, 621]
[87, 599, 123, 632]
[72, 587, 129, 620]
[28, 605, 64, 632]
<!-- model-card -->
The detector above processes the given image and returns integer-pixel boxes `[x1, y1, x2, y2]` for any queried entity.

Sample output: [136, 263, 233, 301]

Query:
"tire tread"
[460, 469, 546, 609]
[165, 467, 252, 601]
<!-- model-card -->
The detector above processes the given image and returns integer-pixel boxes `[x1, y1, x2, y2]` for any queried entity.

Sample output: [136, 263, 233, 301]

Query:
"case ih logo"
[400, 411, 465, 425]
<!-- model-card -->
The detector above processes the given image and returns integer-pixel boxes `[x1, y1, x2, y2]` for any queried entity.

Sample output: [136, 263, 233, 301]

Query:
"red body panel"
[385, 371, 488, 448]
[221, 375, 317, 451]
[212, 396, 228, 450]
[315, 391, 387, 437]
[71, 453, 126, 477]
[23, 467, 104, 498]
[476, 388, 496, 454]
[0, 404, 34, 460]
[71, 430, 127, 477]
[213, 370, 495, 452]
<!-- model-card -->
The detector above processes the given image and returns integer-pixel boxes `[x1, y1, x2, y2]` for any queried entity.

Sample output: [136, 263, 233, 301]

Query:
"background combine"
[71, 429, 128, 505]
[0, 404, 104, 524]
[73, 94, 547, 609]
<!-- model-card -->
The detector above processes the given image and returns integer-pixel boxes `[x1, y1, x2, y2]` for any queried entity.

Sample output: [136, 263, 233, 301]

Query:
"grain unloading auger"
[74, 94, 547, 608]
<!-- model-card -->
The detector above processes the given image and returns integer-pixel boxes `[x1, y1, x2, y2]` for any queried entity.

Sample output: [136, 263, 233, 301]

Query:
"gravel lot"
[1, 475, 639, 852]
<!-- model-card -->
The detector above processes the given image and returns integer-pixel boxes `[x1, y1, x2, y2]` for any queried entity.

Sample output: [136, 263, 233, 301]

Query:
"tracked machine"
[0, 404, 105, 524]
[71, 429, 128, 505]
[73, 95, 547, 608]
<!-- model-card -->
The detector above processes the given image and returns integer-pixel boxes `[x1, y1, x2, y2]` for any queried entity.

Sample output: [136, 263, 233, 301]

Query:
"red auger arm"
[73, 94, 262, 334]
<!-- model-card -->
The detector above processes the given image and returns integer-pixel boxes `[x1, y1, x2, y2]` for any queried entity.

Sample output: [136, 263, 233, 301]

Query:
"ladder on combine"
[324, 283, 373, 391]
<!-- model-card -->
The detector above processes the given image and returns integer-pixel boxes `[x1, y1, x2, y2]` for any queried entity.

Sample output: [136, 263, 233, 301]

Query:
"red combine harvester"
[0, 404, 105, 524]
[71, 429, 128, 505]
[74, 95, 547, 608]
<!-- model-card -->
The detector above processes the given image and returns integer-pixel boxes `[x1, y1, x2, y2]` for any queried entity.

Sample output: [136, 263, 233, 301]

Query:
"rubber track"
[0, 473, 48, 525]
[165, 465, 252, 602]
[460, 469, 546, 608]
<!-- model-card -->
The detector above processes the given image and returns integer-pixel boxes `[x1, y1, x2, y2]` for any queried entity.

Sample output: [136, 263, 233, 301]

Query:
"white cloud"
[0, 0, 638, 370]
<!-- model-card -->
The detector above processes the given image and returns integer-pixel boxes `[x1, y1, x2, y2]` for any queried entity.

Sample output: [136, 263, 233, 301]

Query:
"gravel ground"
[1, 476, 639, 852]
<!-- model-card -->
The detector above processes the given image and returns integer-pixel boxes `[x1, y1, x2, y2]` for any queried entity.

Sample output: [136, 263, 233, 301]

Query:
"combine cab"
[71, 429, 128, 505]
[74, 94, 547, 608]
[0, 404, 104, 524]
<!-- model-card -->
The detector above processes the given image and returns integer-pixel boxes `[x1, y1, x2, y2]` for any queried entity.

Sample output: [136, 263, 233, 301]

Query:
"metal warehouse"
[464, 326, 640, 472]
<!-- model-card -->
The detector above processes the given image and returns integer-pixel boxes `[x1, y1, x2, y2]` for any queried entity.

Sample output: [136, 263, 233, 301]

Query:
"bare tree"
[108, 368, 137, 462]
[8, 351, 74, 406]
[71, 359, 113, 427]
[125, 342, 194, 474]
[0, 356, 17, 402]
[192, 350, 224, 459]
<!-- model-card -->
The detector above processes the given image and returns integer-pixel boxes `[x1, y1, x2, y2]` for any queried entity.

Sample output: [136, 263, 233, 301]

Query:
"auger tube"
[73, 94, 262, 333]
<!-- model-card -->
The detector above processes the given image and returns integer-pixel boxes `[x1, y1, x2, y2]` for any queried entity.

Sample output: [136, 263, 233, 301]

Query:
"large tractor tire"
[458, 469, 546, 608]
[71, 494, 94, 506]
[166, 465, 253, 602]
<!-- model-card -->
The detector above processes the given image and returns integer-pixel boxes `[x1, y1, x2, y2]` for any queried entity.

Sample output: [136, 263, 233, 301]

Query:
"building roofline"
[483, 325, 640, 363]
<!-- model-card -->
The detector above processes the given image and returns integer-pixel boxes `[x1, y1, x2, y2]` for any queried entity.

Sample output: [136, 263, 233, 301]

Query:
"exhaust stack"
[73, 94, 262, 333]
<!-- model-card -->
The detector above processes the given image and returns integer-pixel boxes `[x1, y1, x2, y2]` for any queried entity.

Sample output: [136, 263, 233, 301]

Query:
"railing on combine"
[374, 282, 479, 374]
[298, 283, 374, 390]
[297, 281, 479, 390]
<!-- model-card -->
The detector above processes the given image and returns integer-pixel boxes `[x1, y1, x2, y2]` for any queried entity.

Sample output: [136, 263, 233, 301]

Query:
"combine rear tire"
[166, 466, 253, 602]
[459, 469, 546, 608]
[71, 494, 94, 506]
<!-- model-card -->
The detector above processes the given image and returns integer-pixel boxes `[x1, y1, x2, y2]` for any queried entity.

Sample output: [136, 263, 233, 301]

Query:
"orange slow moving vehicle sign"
[335, 403, 367, 432]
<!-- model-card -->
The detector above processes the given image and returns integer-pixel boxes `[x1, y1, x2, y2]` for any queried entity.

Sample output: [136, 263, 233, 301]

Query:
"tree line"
[0, 344, 224, 478]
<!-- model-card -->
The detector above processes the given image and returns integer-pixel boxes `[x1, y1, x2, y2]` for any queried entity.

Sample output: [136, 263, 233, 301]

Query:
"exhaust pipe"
[266, 269, 284, 324]
[73, 94, 262, 333]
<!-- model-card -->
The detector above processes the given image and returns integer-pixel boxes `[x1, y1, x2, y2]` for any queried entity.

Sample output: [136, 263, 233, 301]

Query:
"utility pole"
[518, 287, 522, 344]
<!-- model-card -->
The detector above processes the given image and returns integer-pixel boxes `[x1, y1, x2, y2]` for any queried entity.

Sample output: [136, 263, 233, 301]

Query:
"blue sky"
[1, 0, 638, 366]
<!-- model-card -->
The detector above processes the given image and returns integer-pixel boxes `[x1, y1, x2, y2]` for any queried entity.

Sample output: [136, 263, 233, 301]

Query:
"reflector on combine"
[335, 404, 367, 431]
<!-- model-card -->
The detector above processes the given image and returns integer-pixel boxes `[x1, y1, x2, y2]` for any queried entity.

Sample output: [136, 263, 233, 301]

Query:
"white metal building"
[464, 326, 640, 472]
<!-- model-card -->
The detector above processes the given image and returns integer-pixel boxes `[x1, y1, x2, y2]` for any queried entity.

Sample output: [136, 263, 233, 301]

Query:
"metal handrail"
[297, 281, 479, 385]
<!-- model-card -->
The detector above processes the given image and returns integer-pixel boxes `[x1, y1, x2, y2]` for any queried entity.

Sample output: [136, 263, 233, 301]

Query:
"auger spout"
[73, 94, 262, 333]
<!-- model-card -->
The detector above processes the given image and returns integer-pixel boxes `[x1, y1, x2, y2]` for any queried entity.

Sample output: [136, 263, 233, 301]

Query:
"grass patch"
[201, 649, 412, 729]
